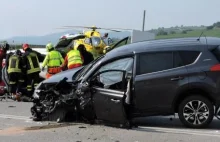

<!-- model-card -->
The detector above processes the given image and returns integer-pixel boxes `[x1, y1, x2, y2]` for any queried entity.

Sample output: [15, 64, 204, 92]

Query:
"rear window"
[137, 51, 200, 75]
[178, 51, 200, 65]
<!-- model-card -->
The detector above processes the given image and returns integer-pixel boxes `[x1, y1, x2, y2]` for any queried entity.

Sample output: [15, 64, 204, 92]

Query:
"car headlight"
[33, 90, 40, 99]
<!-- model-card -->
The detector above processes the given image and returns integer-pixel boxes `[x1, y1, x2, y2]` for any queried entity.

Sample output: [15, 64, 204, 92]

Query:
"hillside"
[4, 30, 78, 45]
[154, 22, 220, 39]
[2, 21, 220, 44]
[156, 29, 220, 39]
[2, 31, 130, 45]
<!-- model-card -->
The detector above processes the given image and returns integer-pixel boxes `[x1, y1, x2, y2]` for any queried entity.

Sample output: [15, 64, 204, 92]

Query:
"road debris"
[8, 105, 16, 108]
[78, 126, 86, 128]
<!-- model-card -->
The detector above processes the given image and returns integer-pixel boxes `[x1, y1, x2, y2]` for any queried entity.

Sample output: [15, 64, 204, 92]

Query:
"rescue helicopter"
[55, 26, 133, 58]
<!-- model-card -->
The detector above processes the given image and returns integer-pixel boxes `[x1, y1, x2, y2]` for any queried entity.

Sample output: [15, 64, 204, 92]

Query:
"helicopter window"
[84, 38, 91, 45]
[91, 37, 101, 47]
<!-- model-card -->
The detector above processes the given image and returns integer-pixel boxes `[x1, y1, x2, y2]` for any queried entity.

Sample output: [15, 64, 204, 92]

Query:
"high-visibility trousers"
[68, 64, 82, 70]
[46, 67, 62, 79]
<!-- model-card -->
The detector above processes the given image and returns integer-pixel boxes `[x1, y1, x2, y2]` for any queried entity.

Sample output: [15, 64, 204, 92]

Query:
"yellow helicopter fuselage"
[74, 30, 108, 58]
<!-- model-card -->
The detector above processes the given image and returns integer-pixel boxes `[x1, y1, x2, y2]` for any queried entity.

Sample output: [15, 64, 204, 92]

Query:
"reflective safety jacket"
[7, 55, 22, 73]
[22, 48, 41, 74]
[63, 50, 83, 69]
[42, 50, 64, 68]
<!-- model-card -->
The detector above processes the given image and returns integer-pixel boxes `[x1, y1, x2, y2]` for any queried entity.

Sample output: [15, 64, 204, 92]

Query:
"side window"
[138, 52, 173, 75]
[84, 38, 91, 45]
[174, 52, 184, 68]
[99, 58, 133, 73]
[95, 58, 133, 89]
[178, 51, 200, 65]
[95, 71, 125, 90]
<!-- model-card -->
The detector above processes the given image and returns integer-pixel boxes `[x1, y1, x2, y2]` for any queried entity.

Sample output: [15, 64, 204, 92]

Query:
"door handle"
[111, 99, 120, 103]
[170, 76, 184, 81]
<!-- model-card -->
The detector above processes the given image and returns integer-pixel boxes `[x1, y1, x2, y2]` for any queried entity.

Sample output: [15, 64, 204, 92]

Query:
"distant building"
[131, 30, 155, 43]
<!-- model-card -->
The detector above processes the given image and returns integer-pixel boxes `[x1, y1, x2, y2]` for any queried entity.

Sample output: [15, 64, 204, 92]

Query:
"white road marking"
[137, 126, 220, 137]
[0, 114, 31, 121]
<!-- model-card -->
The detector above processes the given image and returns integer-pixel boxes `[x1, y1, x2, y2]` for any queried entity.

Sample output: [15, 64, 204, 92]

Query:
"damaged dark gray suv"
[32, 37, 220, 128]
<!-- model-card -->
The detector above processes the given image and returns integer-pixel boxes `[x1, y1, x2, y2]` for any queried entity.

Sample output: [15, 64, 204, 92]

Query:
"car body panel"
[134, 66, 189, 113]
[92, 87, 127, 124]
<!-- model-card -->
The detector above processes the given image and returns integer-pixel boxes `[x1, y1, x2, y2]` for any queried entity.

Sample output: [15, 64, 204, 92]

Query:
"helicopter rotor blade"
[101, 29, 121, 32]
[55, 27, 74, 29]
[103, 28, 135, 31]
[54, 28, 82, 33]
[61, 26, 136, 32]
[63, 26, 97, 29]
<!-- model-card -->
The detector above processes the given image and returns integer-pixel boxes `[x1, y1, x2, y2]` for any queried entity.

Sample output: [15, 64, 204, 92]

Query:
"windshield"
[74, 55, 104, 81]
[55, 39, 73, 49]
[91, 36, 101, 47]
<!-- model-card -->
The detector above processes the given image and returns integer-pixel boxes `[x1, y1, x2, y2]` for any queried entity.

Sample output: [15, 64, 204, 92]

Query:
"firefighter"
[22, 43, 41, 98]
[7, 50, 23, 101]
[77, 44, 94, 65]
[42, 43, 64, 79]
[62, 45, 84, 70]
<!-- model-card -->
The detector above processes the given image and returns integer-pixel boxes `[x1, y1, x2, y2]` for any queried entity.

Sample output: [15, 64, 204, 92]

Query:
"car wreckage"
[32, 37, 220, 128]
[31, 55, 133, 126]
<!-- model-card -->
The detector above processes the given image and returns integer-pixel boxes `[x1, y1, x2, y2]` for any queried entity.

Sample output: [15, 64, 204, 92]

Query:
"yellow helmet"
[46, 43, 54, 52]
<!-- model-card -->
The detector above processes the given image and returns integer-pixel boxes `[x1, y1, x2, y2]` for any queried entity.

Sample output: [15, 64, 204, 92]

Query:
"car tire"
[178, 95, 214, 128]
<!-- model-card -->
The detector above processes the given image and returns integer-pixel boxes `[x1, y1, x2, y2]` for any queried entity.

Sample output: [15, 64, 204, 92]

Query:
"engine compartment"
[31, 77, 96, 123]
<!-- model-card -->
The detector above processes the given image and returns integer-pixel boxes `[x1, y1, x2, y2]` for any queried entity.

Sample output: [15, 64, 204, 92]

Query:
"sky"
[0, 0, 220, 39]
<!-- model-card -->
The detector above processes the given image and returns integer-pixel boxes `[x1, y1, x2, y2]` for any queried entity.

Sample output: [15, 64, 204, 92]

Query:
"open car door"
[106, 37, 130, 53]
[91, 70, 128, 125]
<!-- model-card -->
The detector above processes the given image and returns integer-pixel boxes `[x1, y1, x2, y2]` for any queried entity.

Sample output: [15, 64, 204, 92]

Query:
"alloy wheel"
[183, 100, 209, 125]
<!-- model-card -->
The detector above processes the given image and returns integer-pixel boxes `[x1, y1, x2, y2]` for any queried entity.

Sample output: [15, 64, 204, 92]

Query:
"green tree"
[170, 31, 176, 34]
[157, 30, 168, 36]
[206, 25, 214, 30]
[213, 22, 220, 28]
[182, 30, 187, 34]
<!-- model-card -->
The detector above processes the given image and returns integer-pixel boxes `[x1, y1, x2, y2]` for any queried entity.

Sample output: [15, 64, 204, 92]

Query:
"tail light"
[2, 59, 6, 67]
[210, 64, 220, 71]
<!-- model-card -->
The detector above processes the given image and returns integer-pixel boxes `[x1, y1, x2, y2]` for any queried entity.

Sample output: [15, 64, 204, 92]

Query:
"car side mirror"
[89, 73, 100, 84]
[126, 72, 132, 80]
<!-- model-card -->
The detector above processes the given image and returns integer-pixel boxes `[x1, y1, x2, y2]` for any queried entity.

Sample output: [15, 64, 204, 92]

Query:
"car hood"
[42, 66, 84, 84]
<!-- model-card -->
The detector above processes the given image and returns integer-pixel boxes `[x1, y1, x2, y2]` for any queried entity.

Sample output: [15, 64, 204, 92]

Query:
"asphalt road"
[1, 100, 220, 142]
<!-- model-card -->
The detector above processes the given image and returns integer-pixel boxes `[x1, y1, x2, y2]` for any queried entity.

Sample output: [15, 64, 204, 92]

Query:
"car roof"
[106, 37, 220, 58]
